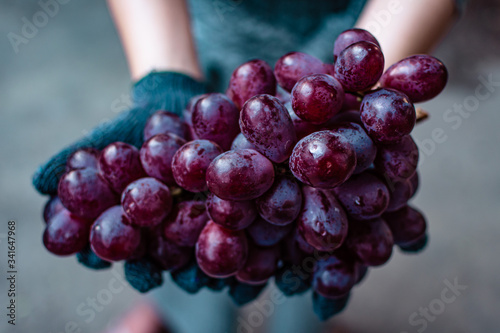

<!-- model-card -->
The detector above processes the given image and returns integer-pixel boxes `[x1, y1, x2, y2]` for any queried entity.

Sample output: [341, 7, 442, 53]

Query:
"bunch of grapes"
[41, 28, 447, 320]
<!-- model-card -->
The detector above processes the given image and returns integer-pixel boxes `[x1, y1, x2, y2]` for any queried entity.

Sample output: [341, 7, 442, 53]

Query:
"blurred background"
[0, 0, 499, 332]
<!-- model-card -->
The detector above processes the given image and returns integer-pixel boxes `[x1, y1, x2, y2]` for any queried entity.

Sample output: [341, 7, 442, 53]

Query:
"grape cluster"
[41, 28, 447, 320]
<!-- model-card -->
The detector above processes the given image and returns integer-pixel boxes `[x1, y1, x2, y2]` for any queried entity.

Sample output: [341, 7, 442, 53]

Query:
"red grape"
[206, 193, 257, 230]
[148, 233, 192, 271]
[240, 94, 297, 163]
[333, 28, 380, 60]
[346, 218, 393, 267]
[58, 168, 117, 219]
[285, 101, 323, 140]
[380, 55, 448, 103]
[140, 133, 186, 186]
[334, 41, 384, 92]
[236, 244, 280, 285]
[231, 133, 257, 150]
[227, 59, 277, 109]
[274, 52, 330, 92]
[289, 130, 356, 188]
[43, 209, 92, 256]
[206, 149, 275, 201]
[385, 178, 413, 212]
[171, 139, 223, 192]
[143, 110, 189, 141]
[374, 135, 419, 180]
[360, 88, 416, 144]
[90, 206, 142, 261]
[43, 196, 64, 224]
[291, 74, 345, 124]
[121, 177, 172, 228]
[163, 200, 209, 247]
[66, 148, 100, 171]
[312, 255, 357, 298]
[341, 93, 362, 111]
[195, 221, 248, 278]
[192, 93, 240, 150]
[297, 186, 348, 252]
[98, 142, 146, 194]
[246, 216, 293, 247]
[409, 172, 419, 198]
[384, 205, 427, 247]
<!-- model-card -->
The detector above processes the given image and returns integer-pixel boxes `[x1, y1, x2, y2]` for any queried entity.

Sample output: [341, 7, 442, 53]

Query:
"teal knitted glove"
[32, 72, 206, 195]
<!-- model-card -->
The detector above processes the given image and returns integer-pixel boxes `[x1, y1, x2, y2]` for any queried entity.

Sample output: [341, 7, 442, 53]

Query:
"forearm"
[107, 0, 203, 81]
[355, 0, 458, 68]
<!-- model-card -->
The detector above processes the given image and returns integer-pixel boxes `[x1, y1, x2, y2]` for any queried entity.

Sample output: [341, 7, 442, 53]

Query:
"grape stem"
[415, 108, 429, 123]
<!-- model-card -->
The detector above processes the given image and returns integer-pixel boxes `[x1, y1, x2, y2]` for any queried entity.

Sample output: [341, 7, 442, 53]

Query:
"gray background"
[0, 0, 499, 332]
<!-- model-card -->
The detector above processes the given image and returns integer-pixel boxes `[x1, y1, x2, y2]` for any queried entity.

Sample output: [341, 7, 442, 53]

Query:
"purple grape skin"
[384, 205, 427, 247]
[332, 172, 390, 220]
[255, 176, 302, 226]
[206, 149, 275, 201]
[236, 244, 280, 285]
[192, 93, 240, 150]
[327, 122, 377, 174]
[66, 148, 100, 171]
[90, 206, 142, 261]
[274, 52, 332, 92]
[346, 218, 394, 267]
[312, 255, 357, 298]
[195, 221, 249, 278]
[121, 177, 172, 228]
[140, 133, 186, 186]
[43, 196, 65, 224]
[246, 217, 293, 247]
[184, 94, 208, 140]
[148, 233, 192, 271]
[409, 172, 419, 198]
[328, 110, 362, 125]
[285, 102, 323, 140]
[163, 200, 209, 247]
[240, 94, 297, 163]
[58, 168, 117, 219]
[171, 140, 223, 192]
[43, 209, 92, 256]
[385, 178, 413, 212]
[297, 186, 348, 252]
[226, 59, 277, 109]
[333, 28, 380, 61]
[334, 41, 384, 92]
[281, 227, 312, 265]
[380, 55, 448, 103]
[143, 110, 189, 141]
[231, 133, 257, 150]
[360, 88, 416, 143]
[206, 194, 257, 231]
[98, 142, 146, 194]
[341, 93, 362, 111]
[289, 130, 356, 189]
[374, 135, 419, 181]
[291, 74, 345, 124]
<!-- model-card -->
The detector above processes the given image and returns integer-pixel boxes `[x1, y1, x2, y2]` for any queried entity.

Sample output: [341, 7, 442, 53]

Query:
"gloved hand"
[32, 71, 206, 195]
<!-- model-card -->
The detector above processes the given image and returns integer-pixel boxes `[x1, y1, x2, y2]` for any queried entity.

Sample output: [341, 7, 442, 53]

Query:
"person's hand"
[32, 71, 206, 195]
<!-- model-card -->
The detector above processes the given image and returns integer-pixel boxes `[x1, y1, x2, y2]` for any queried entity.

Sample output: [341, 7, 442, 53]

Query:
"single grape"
[163, 200, 209, 247]
[184, 94, 208, 140]
[312, 255, 357, 299]
[239, 94, 297, 163]
[43, 196, 64, 224]
[58, 168, 117, 219]
[171, 139, 223, 192]
[285, 101, 323, 140]
[148, 233, 192, 271]
[333, 28, 380, 60]
[346, 218, 393, 266]
[231, 133, 257, 150]
[333, 172, 390, 220]
[341, 93, 362, 111]
[206, 193, 257, 230]
[192, 93, 240, 150]
[98, 142, 146, 194]
[384, 178, 413, 212]
[383, 205, 427, 247]
[409, 171, 419, 198]
[289, 130, 356, 188]
[327, 122, 377, 174]
[143, 110, 189, 141]
[66, 148, 100, 171]
[121, 177, 172, 228]
[334, 41, 384, 92]
[206, 149, 275, 201]
[140, 133, 186, 186]
[274, 52, 330, 92]
[195, 221, 248, 278]
[291, 74, 344, 124]
[374, 135, 419, 180]
[236, 244, 280, 285]
[227, 59, 277, 109]
[297, 186, 348, 252]
[255, 176, 302, 226]
[43, 209, 92, 256]
[246, 216, 293, 247]
[360, 88, 416, 143]
[90, 206, 142, 261]
[380, 55, 448, 103]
